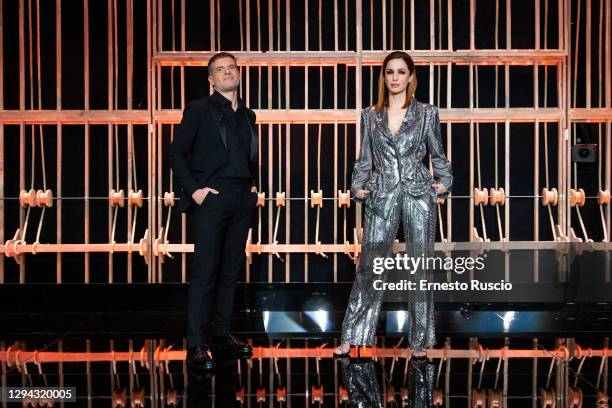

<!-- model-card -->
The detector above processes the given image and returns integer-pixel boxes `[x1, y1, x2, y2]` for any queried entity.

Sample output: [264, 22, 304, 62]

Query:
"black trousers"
[187, 179, 257, 347]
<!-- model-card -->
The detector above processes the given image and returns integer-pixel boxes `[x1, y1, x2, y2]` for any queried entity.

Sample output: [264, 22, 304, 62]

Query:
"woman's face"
[384, 58, 413, 96]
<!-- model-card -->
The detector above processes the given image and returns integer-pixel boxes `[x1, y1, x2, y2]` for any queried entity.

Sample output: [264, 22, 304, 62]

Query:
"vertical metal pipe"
[333, 119, 338, 283]
[85, 122, 90, 283]
[127, 124, 133, 283]
[332, 0, 339, 283]
[534, 117, 540, 244]
[57, 127, 62, 283]
[606, 0, 611, 108]
[430, 0, 435, 50]
[534, 0, 540, 245]
[267, 117, 273, 280]
[469, 0, 475, 50]
[285, 123, 291, 282]
[382, 0, 386, 50]
[0, 125, 3, 283]
[586, 0, 591, 108]
[284, 0, 291, 283]
[355, 0, 363, 233]
[334, 0, 338, 51]
[410, 0, 415, 50]
[152, 0, 158, 283]
[469, 120, 474, 241]
[504, 117, 510, 245]
[267, 0, 273, 282]
[246, 0, 251, 51]
[17, 0, 26, 280]
[157, 0, 161, 53]
[304, 0, 309, 282]
[269, 0, 273, 52]
[535, 0, 540, 49]
[107, 125, 113, 283]
[446, 0, 453, 241]
[562, 0, 570, 234]
[84, 0, 90, 283]
[402, 0, 406, 50]
[429, 0, 435, 102]
[215, 0, 220, 50]
[506, 0, 511, 49]
[504, 1, 511, 244]
[0, 0, 3, 110]
[181, 0, 185, 52]
[107, 0, 113, 283]
[557, 0, 563, 51]
[210, 0, 214, 51]
[19, 0, 25, 111]
[19, 122, 24, 283]
[447, 0, 452, 51]
[239, 0, 243, 50]
[84, 0, 89, 111]
[0, 0, 3, 284]
[127, 0, 133, 109]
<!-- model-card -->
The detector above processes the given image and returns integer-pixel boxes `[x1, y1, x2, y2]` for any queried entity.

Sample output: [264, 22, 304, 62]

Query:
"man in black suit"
[170, 52, 258, 371]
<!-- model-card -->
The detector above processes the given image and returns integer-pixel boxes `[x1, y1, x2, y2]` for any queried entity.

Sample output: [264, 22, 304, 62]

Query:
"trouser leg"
[401, 191, 437, 352]
[186, 192, 229, 347]
[212, 186, 256, 337]
[340, 194, 403, 346]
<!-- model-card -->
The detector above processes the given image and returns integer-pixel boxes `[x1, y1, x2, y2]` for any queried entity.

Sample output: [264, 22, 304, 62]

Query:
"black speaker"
[571, 144, 597, 163]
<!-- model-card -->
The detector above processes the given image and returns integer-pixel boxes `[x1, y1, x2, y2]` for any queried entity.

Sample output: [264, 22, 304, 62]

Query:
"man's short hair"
[207, 52, 238, 75]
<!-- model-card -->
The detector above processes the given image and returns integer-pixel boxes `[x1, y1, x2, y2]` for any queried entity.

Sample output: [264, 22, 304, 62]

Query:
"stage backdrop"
[0, 0, 610, 284]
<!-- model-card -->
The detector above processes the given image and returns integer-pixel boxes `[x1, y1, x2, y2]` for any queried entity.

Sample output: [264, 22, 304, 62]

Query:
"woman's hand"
[355, 189, 370, 200]
[431, 183, 447, 195]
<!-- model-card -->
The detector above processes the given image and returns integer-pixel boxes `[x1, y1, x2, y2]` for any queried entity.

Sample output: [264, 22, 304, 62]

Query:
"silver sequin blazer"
[350, 97, 453, 220]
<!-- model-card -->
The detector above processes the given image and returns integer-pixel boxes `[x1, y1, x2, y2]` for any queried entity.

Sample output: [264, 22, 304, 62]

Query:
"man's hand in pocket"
[192, 187, 219, 205]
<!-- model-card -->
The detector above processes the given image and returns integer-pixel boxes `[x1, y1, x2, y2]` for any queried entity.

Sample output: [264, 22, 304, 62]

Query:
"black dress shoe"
[211, 333, 253, 358]
[187, 346, 215, 371]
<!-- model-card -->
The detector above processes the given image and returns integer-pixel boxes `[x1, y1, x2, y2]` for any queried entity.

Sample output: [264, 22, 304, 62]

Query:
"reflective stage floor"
[1, 283, 610, 407]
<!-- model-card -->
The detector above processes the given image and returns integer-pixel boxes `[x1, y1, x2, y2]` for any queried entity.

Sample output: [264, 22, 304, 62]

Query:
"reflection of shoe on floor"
[335, 356, 351, 367]
[187, 346, 215, 371]
[211, 333, 253, 358]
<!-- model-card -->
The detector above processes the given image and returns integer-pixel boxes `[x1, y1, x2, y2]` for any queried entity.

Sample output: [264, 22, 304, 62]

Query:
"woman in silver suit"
[334, 51, 453, 358]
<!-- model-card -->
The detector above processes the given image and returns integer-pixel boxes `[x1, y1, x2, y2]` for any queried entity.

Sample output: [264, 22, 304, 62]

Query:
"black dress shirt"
[209, 91, 252, 181]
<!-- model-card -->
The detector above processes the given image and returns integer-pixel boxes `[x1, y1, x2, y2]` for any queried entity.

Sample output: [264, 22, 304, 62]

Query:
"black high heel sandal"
[333, 345, 351, 358]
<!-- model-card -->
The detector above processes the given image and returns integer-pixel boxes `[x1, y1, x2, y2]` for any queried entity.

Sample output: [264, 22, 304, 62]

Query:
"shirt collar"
[211, 90, 244, 111]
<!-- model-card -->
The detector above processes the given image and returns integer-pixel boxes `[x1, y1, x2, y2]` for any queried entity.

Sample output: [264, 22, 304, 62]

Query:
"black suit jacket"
[170, 96, 260, 213]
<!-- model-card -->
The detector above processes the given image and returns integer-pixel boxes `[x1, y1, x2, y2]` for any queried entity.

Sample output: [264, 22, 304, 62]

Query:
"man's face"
[208, 57, 240, 92]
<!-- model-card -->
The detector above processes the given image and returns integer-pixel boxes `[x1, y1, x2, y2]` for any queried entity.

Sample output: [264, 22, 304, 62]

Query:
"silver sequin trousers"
[340, 185, 437, 351]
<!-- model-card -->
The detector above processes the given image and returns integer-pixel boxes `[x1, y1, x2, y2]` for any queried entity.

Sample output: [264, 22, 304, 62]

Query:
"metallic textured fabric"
[339, 361, 383, 408]
[350, 97, 453, 220]
[339, 359, 436, 408]
[340, 98, 453, 351]
[404, 359, 437, 408]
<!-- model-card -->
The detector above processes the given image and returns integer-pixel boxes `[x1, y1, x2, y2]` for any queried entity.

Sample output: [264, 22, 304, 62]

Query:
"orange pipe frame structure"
[0, 1, 610, 288]
[2, 346, 611, 364]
